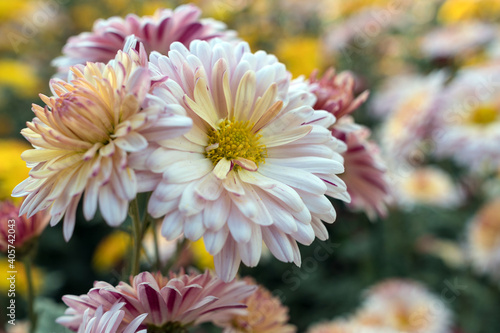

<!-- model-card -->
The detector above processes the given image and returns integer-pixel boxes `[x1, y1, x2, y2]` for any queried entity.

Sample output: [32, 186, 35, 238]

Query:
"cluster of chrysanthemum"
[5, 4, 396, 332]
[307, 279, 453, 333]
[12, 3, 392, 282]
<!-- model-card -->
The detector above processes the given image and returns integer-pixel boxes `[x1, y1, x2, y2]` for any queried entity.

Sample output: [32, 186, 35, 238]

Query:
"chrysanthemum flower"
[140, 40, 349, 281]
[76, 303, 147, 333]
[0, 200, 49, 256]
[392, 166, 462, 208]
[12, 39, 192, 240]
[354, 279, 452, 333]
[466, 198, 500, 279]
[420, 21, 496, 60]
[215, 278, 295, 333]
[308, 68, 390, 219]
[371, 71, 447, 161]
[53, 4, 235, 75]
[433, 66, 500, 172]
[57, 270, 256, 332]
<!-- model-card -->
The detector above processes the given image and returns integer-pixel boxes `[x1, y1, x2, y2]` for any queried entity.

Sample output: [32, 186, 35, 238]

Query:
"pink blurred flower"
[139, 40, 349, 282]
[334, 128, 391, 219]
[53, 4, 236, 75]
[57, 270, 256, 332]
[12, 38, 192, 240]
[309, 68, 391, 219]
[0, 200, 49, 256]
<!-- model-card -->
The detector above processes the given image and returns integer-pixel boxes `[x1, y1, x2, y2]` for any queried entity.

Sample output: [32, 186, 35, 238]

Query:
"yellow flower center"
[468, 104, 498, 125]
[205, 119, 266, 169]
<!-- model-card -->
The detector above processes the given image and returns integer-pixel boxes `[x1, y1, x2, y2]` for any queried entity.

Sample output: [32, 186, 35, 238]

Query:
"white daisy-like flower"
[137, 40, 349, 281]
[433, 66, 500, 172]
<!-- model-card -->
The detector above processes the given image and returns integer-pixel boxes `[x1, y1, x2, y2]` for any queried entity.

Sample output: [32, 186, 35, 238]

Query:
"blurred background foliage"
[2, 0, 500, 332]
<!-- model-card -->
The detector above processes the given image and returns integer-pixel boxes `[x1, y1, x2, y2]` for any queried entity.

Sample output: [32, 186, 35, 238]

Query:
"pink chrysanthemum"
[0, 200, 49, 255]
[309, 68, 390, 219]
[12, 39, 192, 240]
[137, 40, 349, 282]
[53, 4, 236, 75]
[76, 303, 147, 333]
[57, 270, 256, 332]
[215, 278, 296, 333]
[334, 128, 391, 219]
[354, 279, 453, 333]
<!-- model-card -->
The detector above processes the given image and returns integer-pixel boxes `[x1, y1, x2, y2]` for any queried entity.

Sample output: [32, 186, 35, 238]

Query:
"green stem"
[23, 256, 37, 333]
[129, 198, 142, 277]
[163, 238, 188, 275]
[150, 216, 162, 271]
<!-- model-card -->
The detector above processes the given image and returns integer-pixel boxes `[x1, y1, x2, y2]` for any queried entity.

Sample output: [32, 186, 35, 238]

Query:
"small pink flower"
[57, 270, 256, 332]
[0, 200, 49, 256]
[53, 4, 236, 75]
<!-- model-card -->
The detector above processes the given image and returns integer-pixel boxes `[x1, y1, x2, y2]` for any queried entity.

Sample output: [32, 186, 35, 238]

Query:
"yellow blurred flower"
[334, 0, 395, 17]
[190, 238, 214, 270]
[92, 230, 130, 273]
[439, 0, 500, 23]
[274, 37, 323, 78]
[0, 140, 31, 202]
[0, 260, 43, 296]
[0, 60, 39, 98]
[0, 0, 33, 22]
[70, 4, 103, 31]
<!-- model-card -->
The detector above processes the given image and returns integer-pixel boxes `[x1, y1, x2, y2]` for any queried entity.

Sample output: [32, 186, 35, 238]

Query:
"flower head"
[308, 68, 390, 219]
[142, 40, 349, 281]
[372, 71, 447, 161]
[53, 4, 236, 75]
[216, 278, 295, 333]
[392, 166, 462, 209]
[13, 38, 192, 240]
[57, 270, 256, 332]
[354, 279, 452, 333]
[466, 198, 500, 279]
[0, 200, 49, 256]
[420, 21, 496, 60]
[433, 66, 500, 172]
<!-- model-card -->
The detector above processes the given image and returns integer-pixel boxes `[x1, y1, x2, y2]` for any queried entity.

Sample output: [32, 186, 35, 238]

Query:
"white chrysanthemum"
[138, 40, 349, 281]
[12, 38, 192, 240]
[433, 66, 500, 172]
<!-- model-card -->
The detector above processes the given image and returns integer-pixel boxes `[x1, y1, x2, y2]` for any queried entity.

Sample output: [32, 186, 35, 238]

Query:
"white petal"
[213, 158, 232, 180]
[194, 173, 223, 200]
[161, 210, 184, 240]
[262, 226, 294, 263]
[184, 213, 205, 241]
[214, 237, 241, 282]
[204, 227, 229, 255]
[227, 205, 252, 243]
[98, 185, 128, 227]
[203, 192, 231, 231]
[238, 224, 262, 267]
[258, 163, 327, 194]
[163, 158, 213, 183]
[114, 132, 148, 152]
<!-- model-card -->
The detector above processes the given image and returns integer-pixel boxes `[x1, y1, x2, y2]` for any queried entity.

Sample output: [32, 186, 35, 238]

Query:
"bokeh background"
[2, 0, 500, 332]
